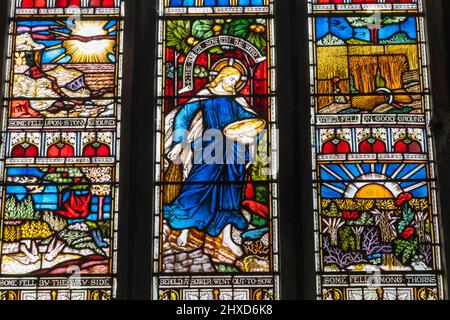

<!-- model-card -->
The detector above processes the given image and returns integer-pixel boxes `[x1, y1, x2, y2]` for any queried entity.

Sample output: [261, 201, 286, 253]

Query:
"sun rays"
[62, 21, 115, 63]
[37, 20, 117, 64]
[320, 163, 429, 199]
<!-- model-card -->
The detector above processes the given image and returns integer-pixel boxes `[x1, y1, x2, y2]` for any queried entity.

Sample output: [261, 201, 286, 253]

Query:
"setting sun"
[354, 184, 394, 199]
[63, 21, 115, 63]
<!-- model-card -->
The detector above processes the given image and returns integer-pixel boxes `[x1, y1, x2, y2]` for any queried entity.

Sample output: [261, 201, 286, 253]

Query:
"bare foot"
[222, 238, 243, 257]
[45, 241, 65, 262]
[163, 224, 171, 237]
[45, 252, 57, 262]
[162, 223, 171, 242]
[19, 244, 40, 264]
[177, 229, 189, 247]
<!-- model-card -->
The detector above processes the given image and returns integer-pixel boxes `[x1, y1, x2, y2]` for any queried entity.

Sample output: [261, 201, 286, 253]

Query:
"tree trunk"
[355, 235, 361, 251]
[97, 196, 104, 221]
[331, 230, 338, 246]
[370, 28, 380, 44]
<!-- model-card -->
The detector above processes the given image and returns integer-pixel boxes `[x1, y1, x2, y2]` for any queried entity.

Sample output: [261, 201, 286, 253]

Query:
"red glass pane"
[90, 0, 102, 7]
[11, 145, 26, 157]
[97, 144, 111, 157]
[48, 145, 61, 157]
[83, 145, 96, 157]
[103, 0, 115, 7]
[21, 0, 35, 8]
[409, 141, 422, 153]
[61, 145, 75, 157]
[394, 140, 408, 153]
[322, 141, 336, 154]
[11, 144, 38, 158]
[55, 0, 68, 7]
[359, 140, 372, 153]
[372, 140, 386, 153]
[69, 0, 81, 6]
[336, 140, 351, 153]
[24, 144, 39, 157]
[35, 0, 47, 7]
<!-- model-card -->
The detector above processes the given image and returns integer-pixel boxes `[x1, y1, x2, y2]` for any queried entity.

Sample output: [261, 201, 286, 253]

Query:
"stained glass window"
[0, 0, 124, 300]
[308, 0, 444, 300]
[154, 0, 279, 300]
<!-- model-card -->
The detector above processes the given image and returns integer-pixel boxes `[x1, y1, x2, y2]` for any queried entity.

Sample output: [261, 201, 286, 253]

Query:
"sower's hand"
[167, 144, 183, 163]
[236, 135, 256, 145]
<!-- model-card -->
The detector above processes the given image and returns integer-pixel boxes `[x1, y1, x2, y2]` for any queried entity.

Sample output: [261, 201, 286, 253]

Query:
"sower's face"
[222, 75, 240, 89]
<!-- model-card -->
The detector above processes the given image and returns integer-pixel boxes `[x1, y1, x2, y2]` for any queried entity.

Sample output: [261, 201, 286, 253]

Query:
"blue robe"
[163, 95, 256, 237]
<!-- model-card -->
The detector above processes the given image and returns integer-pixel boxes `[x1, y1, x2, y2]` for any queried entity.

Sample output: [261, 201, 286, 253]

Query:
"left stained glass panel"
[0, 0, 125, 300]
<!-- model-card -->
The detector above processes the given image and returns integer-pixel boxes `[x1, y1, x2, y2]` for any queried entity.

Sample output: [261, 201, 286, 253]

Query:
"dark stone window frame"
[0, 0, 448, 300]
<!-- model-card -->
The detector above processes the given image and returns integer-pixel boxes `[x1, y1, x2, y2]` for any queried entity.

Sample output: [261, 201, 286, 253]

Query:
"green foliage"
[346, 16, 406, 27]
[85, 221, 98, 230]
[84, 220, 112, 239]
[347, 212, 374, 226]
[192, 20, 219, 39]
[254, 185, 269, 204]
[346, 39, 371, 45]
[317, 34, 345, 46]
[59, 229, 105, 256]
[166, 20, 192, 54]
[394, 237, 418, 265]
[251, 132, 269, 182]
[339, 226, 356, 252]
[4, 196, 17, 220]
[425, 219, 431, 234]
[388, 107, 413, 114]
[224, 19, 267, 52]
[42, 210, 68, 232]
[381, 16, 407, 25]
[98, 220, 112, 239]
[4, 195, 40, 221]
[43, 167, 88, 192]
[322, 202, 341, 218]
[379, 32, 415, 44]
[375, 68, 386, 88]
[192, 20, 223, 53]
[349, 75, 359, 94]
[397, 206, 415, 234]
[251, 214, 268, 228]
[214, 264, 240, 273]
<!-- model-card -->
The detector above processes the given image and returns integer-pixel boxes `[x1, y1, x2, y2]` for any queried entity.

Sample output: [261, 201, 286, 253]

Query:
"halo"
[209, 58, 248, 92]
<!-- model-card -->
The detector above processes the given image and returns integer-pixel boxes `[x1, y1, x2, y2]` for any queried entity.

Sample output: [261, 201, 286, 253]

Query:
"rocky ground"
[162, 249, 215, 273]
[162, 225, 240, 273]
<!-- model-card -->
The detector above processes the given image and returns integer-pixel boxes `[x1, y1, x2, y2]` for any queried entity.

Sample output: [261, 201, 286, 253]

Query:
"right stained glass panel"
[308, 0, 444, 300]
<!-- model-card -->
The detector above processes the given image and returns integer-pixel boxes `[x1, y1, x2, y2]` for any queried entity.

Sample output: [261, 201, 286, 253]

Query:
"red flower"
[401, 227, 415, 239]
[343, 211, 360, 220]
[331, 76, 340, 84]
[395, 193, 412, 206]
[62, 172, 69, 178]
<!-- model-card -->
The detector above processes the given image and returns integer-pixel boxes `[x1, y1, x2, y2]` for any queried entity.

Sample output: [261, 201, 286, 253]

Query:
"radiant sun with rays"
[63, 21, 115, 63]
[320, 163, 429, 199]
[45, 21, 117, 63]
